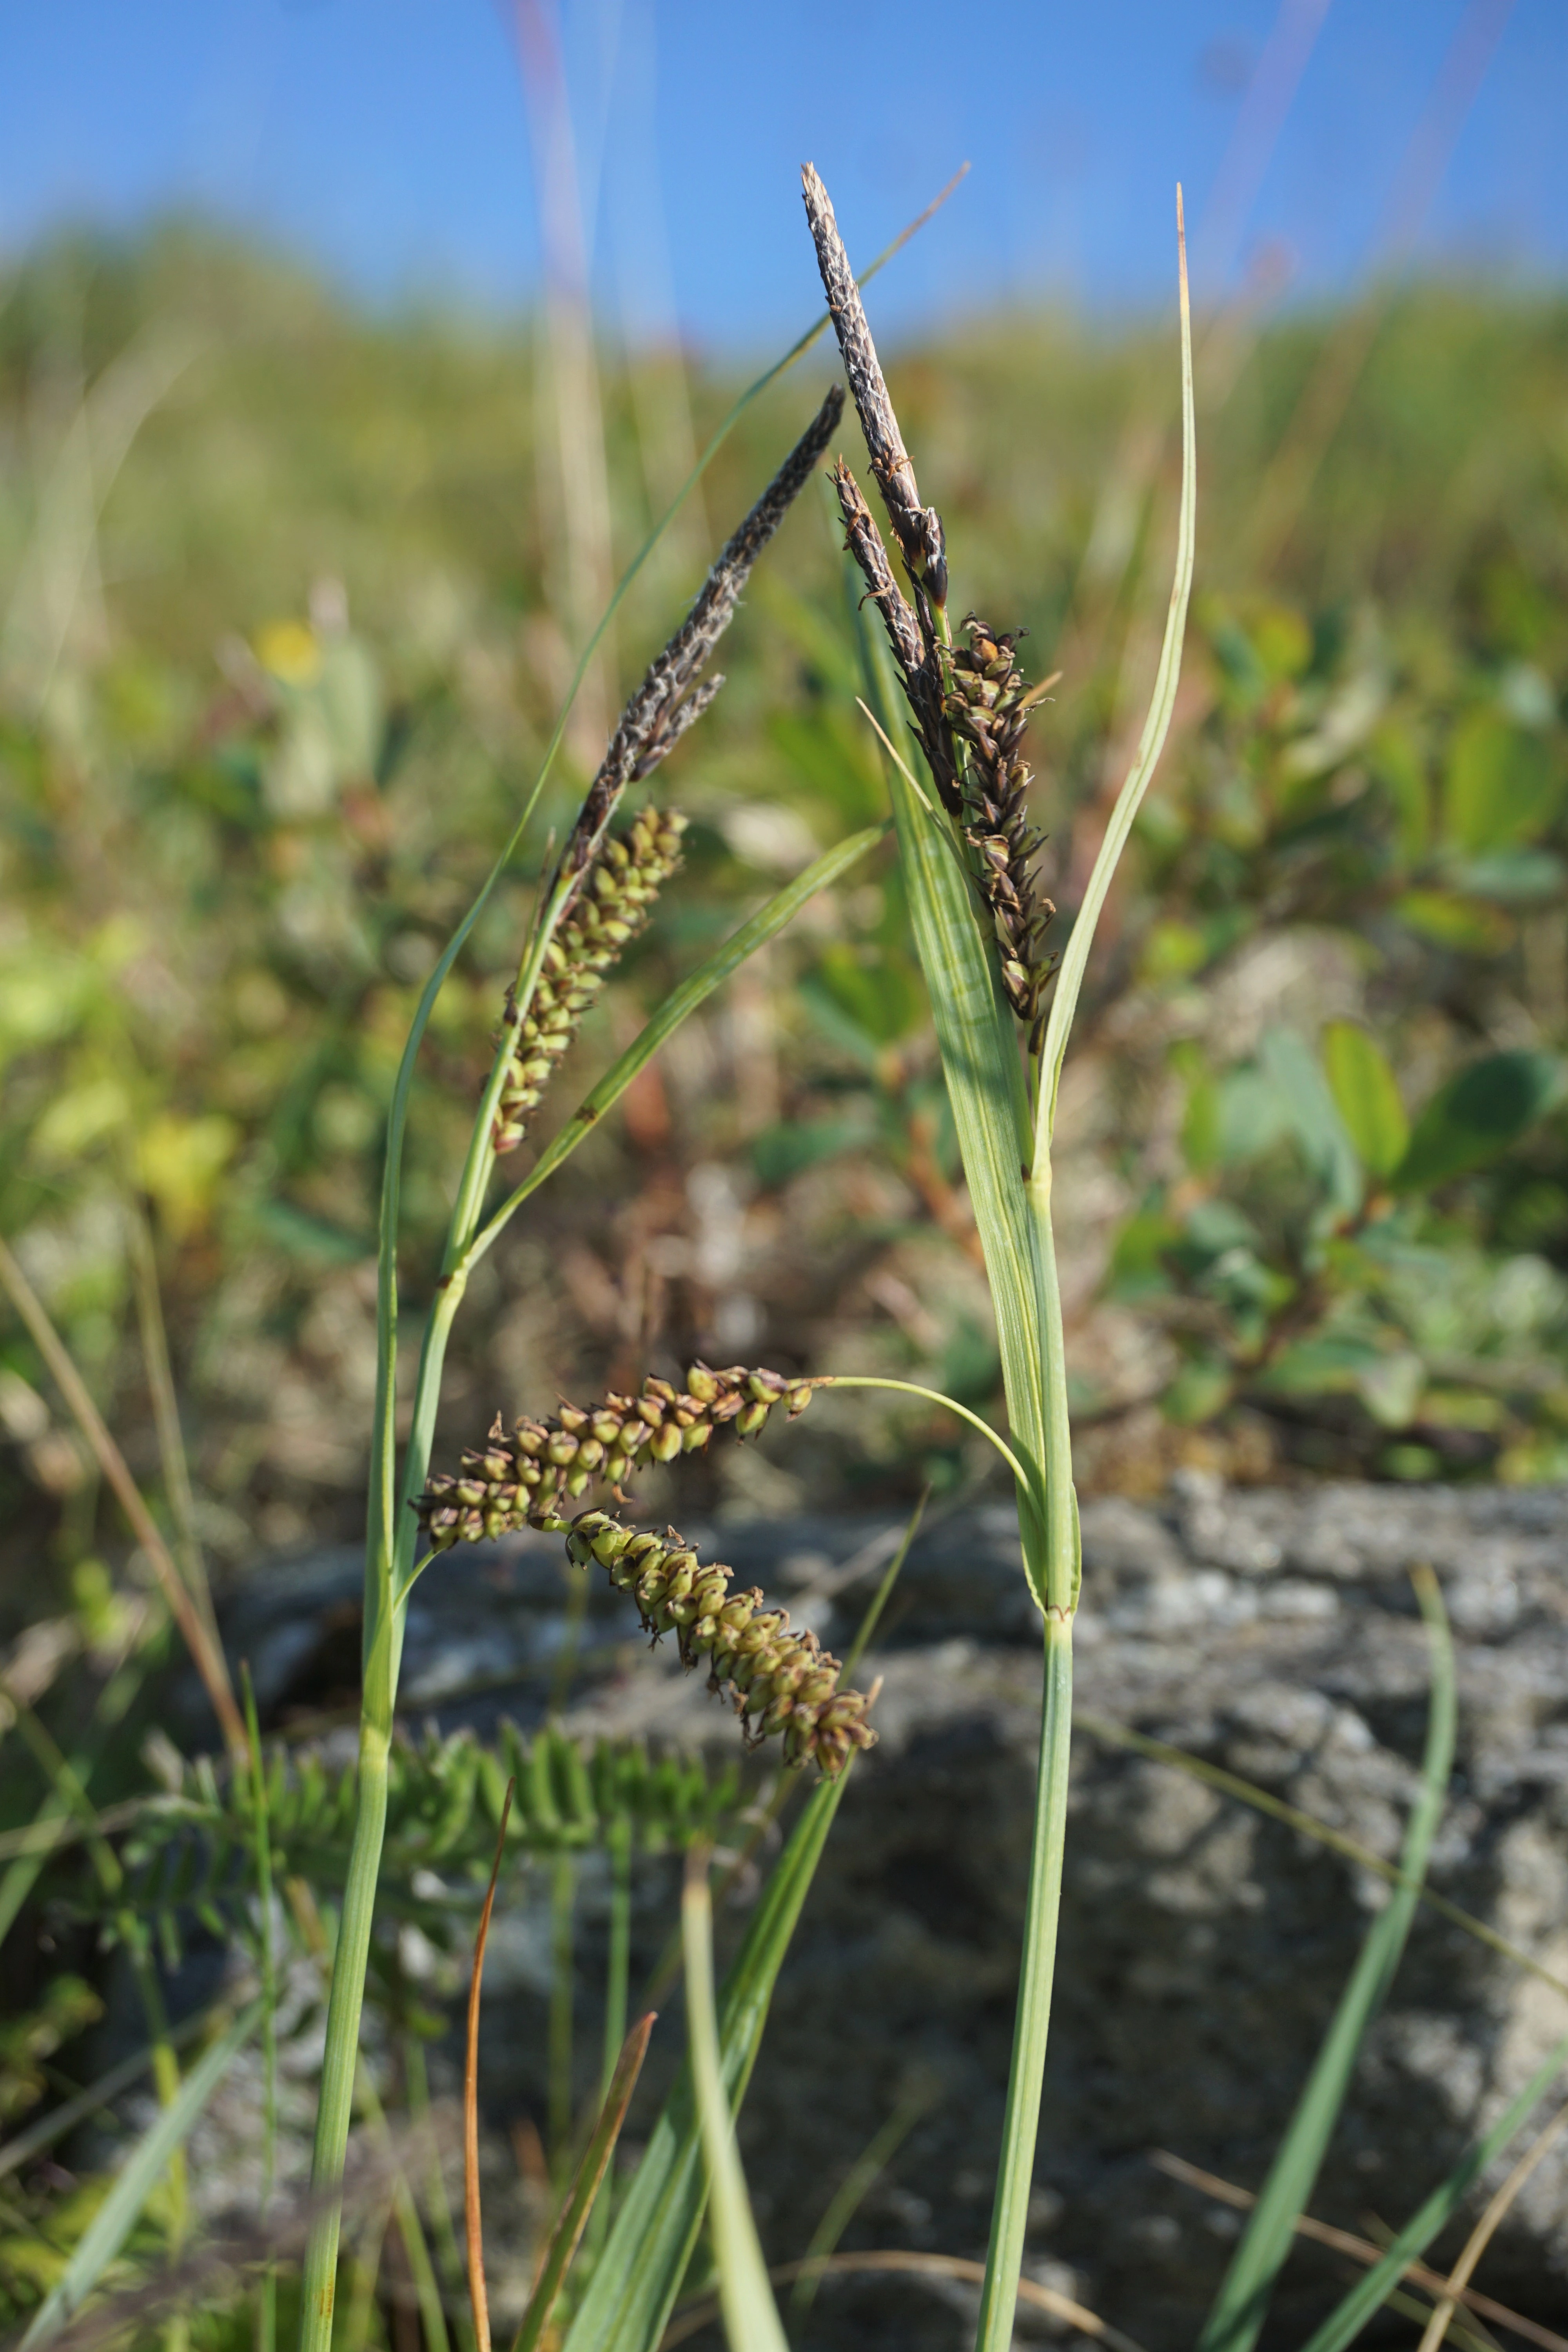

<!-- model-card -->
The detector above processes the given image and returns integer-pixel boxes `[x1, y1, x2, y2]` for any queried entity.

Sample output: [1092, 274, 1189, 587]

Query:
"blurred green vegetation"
[3, 223, 1568, 1634]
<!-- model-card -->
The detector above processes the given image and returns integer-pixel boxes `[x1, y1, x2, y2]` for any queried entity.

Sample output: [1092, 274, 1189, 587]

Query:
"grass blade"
[788, 2083, 933, 2321]
[18, 2002, 258, 2351]
[1298, 2020, 1568, 2352]
[1078, 1713, 1568, 2008]
[243, 1668, 280, 2352]
[0, 2005, 218, 2182]
[1032, 187, 1196, 1163]
[466, 1777, 515, 2352]
[514, 2014, 657, 2352]
[1195, 1564, 1456, 2352]
[682, 1852, 789, 2352]
[1153, 2152, 1568, 2352]
[864, 625, 1050, 1590]
[1414, 2094, 1568, 2352]
[0, 1236, 246, 1760]
[560, 1769, 854, 2352]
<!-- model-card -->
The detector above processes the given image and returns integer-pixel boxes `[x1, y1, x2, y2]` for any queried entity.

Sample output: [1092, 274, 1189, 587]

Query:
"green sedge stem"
[1022, 1174, 1080, 1617]
[973, 1612, 1073, 2352]
[970, 195, 1190, 2352]
[466, 824, 886, 1270]
[812, 1376, 1032, 1497]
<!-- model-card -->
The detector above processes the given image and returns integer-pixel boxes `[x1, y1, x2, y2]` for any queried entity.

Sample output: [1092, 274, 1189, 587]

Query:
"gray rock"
[218, 1481, 1568, 2348]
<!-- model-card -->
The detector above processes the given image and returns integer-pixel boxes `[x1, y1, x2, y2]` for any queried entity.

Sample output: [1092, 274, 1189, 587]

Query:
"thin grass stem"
[662, 2249, 1145, 2352]
[583, 1817, 634, 2265]
[125, 1196, 218, 1652]
[1078, 1713, 1568, 2009]
[242, 1669, 279, 2352]
[1415, 2095, 1568, 2352]
[788, 2085, 933, 2321]
[1150, 2152, 1568, 2352]
[466, 1778, 514, 2352]
[0, 1237, 245, 1759]
[681, 1850, 789, 2352]
[811, 1375, 1031, 1491]
[550, 1854, 578, 2179]
[406, 2035, 473, 2352]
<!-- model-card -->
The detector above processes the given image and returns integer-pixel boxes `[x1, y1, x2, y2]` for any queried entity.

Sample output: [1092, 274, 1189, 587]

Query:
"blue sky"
[1, 1, 1563, 347]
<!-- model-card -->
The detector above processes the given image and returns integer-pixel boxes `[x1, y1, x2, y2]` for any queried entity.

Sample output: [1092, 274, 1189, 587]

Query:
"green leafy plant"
[1119, 1014, 1566, 1472]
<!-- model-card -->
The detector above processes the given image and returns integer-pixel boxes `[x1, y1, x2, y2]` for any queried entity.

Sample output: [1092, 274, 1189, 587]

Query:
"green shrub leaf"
[1443, 706, 1563, 853]
[1392, 1050, 1561, 1192]
[1322, 1022, 1409, 1180]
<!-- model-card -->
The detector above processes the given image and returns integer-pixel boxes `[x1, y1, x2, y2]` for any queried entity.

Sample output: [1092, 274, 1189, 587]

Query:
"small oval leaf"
[1443, 708, 1563, 855]
[1322, 1022, 1409, 1180]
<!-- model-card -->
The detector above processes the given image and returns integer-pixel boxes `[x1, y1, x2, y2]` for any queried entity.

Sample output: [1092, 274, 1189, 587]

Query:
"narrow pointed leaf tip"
[1033, 183, 1195, 1170]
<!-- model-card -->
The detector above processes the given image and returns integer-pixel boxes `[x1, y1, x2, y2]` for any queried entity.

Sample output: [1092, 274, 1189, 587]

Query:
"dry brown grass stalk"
[1150, 2150, 1568, 2352]
[659, 2249, 1148, 2352]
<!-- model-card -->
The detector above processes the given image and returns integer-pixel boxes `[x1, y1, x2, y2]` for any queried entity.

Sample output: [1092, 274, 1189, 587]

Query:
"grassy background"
[3, 226, 1568, 1637]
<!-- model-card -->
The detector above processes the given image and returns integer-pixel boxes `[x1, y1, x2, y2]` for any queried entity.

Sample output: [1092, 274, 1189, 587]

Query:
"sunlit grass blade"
[466, 1777, 514, 2352]
[1032, 187, 1196, 1164]
[1195, 1565, 1455, 2352]
[513, 2013, 657, 2352]
[18, 2002, 258, 2351]
[1298, 2018, 1568, 2352]
[1415, 2094, 1568, 2352]
[559, 1770, 855, 2352]
[1152, 2151, 1568, 2352]
[466, 822, 887, 1269]
[682, 1852, 789, 2352]
[788, 2082, 933, 2321]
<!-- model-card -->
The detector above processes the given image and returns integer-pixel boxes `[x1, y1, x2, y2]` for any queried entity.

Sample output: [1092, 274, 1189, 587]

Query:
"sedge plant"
[382, 164, 1195, 2352]
[14, 161, 1568, 2352]
[289, 155, 1195, 2352]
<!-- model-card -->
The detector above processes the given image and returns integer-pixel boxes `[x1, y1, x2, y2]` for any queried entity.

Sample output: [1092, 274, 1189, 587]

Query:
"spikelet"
[414, 1363, 814, 1549]
[493, 807, 686, 1153]
[945, 618, 1057, 1049]
[804, 165, 1060, 1052]
[556, 385, 844, 892]
[490, 385, 843, 1150]
[800, 165, 947, 612]
[565, 1510, 877, 1777]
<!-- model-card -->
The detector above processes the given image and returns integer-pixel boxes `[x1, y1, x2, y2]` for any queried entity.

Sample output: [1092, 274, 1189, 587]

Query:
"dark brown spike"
[561, 383, 845, 884]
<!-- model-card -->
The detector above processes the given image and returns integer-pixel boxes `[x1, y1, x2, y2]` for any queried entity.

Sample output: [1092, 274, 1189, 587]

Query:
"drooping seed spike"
[413, 1365, 814, 1539]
